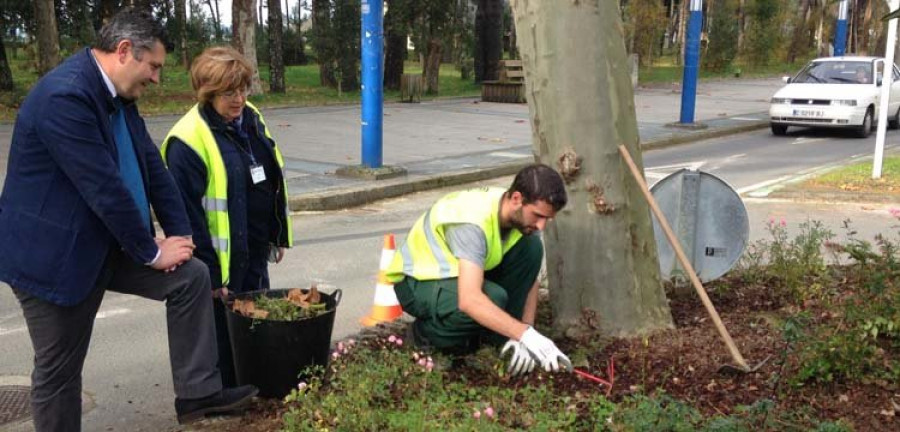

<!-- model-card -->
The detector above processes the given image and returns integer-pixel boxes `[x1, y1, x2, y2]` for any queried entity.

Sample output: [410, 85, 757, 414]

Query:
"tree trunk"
[737, 0, 745, 52]
[100, 0, 117, 25]
[677, 0, 687, 66]
[175, 0, 189, 68]
[423, 38, 442, 94]
[233, 0, 264, 94]
[384, 0, 407, 91]
[475, 0, 503, 83]
[34, 0, 60, 76]
[510, 0, 674, 337]
[268, 0, 286, 93]
[312, 0, 337, 87]
[0, 27, 14, 91]
[207, 0, 223, 41]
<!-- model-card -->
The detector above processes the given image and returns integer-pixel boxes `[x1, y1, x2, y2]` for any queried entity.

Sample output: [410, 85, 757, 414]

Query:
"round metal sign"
[650, 169, 749, 282]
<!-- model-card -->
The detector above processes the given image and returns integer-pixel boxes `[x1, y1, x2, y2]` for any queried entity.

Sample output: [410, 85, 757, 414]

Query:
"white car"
[769, 56, 900, 137]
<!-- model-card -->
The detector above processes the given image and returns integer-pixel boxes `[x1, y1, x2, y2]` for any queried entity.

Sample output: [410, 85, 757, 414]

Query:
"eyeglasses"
[219, 88, 251, 100]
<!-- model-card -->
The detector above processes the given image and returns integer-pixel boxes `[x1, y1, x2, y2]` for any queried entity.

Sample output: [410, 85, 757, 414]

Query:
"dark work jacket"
[0, 48, 191, 306]
[165, 103, 289, 292]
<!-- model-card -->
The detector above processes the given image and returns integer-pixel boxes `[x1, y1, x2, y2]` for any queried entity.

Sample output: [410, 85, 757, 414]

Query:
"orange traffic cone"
[360, 234, 403, 327]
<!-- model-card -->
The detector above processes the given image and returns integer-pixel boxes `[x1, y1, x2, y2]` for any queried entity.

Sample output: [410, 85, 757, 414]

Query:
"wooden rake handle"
[618, 145, 749, 371]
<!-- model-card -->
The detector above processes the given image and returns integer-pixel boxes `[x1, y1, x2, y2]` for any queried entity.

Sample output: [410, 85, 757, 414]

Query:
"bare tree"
[0, 20, 13, 91]
[312, 0, 337, 87]
[233, 0, 265, 94]
[175, 0, 189, 68]
[474, 0, 503, 83]
[268, 0, 286, 93]
[206, 0, 223, 41]
[34, 0, 60, 76]
[510, 0, 674, 337]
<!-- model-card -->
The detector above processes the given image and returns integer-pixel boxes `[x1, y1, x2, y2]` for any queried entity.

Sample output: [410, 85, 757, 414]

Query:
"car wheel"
[889, 106, 900, 130]
[771, 124, 788, 136]
[855, 109, 873, 138]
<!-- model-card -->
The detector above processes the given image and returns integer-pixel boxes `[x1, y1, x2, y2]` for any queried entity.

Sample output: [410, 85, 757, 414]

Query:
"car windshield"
[793, 61, 873, 84]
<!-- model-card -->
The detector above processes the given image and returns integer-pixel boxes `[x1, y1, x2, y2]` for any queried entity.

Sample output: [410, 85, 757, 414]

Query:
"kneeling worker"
[387, 164, 572, 375]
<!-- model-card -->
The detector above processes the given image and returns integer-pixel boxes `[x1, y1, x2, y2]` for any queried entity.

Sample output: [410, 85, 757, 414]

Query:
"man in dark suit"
[0, 9, 257, 430]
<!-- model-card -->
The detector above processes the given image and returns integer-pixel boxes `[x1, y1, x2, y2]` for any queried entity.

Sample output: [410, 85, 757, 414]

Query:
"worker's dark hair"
[95, 8, 172, 57]
[506, 164, 568, 211]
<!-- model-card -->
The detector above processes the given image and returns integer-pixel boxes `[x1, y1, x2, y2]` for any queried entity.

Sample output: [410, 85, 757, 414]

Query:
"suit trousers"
[393, 235, 544, 352]
[13, 248, 222, 432]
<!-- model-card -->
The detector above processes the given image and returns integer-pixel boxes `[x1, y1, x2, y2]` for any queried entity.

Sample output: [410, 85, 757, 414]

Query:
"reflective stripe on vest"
[386, 187, 523, 282]
[161, 103, 293, 286]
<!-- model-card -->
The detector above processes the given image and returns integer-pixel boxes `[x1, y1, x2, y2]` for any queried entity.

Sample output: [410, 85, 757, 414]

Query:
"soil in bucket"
[225, 286, 342, 398]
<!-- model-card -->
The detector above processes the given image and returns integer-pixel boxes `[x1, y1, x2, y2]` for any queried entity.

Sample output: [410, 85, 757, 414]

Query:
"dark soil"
[188, 275, 898, 431]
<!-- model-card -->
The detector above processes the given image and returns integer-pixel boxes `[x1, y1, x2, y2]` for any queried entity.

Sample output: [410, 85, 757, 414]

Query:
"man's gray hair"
[94, 8, 170, 58]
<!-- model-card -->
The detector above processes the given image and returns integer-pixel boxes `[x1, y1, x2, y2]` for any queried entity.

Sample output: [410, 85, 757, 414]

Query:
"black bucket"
[224, 288, 342, 398]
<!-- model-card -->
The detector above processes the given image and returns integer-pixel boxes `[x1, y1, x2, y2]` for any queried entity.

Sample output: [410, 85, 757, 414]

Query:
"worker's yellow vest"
[386, 187, 523, 282]
[161, 102, 293, 286]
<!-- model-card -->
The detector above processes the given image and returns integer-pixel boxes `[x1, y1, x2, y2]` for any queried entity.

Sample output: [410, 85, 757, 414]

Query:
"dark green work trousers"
[393, 235, 543, 351]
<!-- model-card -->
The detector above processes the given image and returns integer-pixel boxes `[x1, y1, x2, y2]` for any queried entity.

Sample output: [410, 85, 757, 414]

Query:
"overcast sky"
[199, 0, 308, 28]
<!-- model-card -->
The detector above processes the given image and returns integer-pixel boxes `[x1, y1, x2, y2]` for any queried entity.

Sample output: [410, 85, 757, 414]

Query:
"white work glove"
[500, 339, 535, 376]
[519, 326, 573, 372]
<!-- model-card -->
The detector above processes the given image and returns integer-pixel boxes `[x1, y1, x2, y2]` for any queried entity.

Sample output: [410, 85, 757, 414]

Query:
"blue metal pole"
[360, 0, 384, 168]
[834, 0, 849, 56]
[679, 0, 703, 125]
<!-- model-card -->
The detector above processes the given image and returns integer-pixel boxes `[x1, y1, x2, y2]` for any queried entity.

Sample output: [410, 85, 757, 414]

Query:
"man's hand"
[519, 327, 573, 372]
[151, 236, 195, 272]
[501, 339, 535, 376]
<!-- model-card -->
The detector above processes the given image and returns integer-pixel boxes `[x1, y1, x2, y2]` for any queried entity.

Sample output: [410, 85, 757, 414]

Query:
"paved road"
[3, 124, 899, 431]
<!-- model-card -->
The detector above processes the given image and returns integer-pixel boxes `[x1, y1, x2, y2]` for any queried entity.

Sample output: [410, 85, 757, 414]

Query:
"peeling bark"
[510, 0, 673, 338]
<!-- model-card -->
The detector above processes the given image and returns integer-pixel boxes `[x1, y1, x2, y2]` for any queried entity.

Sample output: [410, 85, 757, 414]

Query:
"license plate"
[792, 109, 824, 118]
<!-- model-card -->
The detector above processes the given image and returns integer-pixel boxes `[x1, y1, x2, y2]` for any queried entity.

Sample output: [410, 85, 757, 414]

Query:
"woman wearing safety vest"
[162, 46, 293, 388]
[387, 164, 572, 376]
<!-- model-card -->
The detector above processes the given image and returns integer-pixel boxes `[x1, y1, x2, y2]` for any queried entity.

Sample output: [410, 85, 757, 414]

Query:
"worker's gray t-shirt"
[444, 224, 487, 268]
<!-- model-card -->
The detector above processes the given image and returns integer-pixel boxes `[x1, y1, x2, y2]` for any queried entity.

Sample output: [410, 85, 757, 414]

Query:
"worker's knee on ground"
[483, 281, 509, 309]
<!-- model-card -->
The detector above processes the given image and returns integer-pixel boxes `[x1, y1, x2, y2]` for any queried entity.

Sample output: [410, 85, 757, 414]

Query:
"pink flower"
[331, 351, 340, 359]
[418, 358, 427, 366]
[425, 361, 434, 372]
[484, 407, 494, 418]
[473, 411, 481, 419]
[395, 338, 404, 346]
[337, 342, 345, 352]
[297, 382, 308, 391]
[780, 218, 786, 227]
[413, 352, 420, 360]
[388, 335, 397, 343]
[889, 208, 900, 218]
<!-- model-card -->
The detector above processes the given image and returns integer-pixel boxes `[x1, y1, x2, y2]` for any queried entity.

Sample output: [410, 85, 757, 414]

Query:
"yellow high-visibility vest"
[161, 102, 293, 286]
[386, 187, 523, 282]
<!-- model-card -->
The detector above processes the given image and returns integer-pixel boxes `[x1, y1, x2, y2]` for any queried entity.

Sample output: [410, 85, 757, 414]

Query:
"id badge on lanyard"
[250, 164, 266, 184]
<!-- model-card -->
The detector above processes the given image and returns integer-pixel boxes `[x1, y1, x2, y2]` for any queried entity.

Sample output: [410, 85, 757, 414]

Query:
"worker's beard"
[510, 207, 538, 236]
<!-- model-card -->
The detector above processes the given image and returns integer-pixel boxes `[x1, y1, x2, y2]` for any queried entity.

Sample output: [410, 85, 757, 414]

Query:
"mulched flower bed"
[189, 273, 897, 431]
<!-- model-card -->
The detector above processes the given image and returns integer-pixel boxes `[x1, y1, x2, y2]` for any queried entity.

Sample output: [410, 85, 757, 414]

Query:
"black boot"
[174, 384, 259, 424]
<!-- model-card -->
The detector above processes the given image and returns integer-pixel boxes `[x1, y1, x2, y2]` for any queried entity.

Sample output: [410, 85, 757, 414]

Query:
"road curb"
[289, 120, 770, 212]
[641, 119, 769, 151]
[289, 160, 529, 211]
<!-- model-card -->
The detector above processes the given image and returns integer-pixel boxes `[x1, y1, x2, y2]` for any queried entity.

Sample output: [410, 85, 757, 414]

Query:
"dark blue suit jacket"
[0, 48, 191, 306]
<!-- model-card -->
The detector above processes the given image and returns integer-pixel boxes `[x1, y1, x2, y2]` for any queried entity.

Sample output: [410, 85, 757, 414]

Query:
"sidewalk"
[0, 78, 781, 206]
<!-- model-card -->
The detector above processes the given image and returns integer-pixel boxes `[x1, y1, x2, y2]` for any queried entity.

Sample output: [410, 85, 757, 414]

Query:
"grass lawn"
[639, 56, 808, 85]
[0, 54, 480, 121]
[800, 155, 900, 195]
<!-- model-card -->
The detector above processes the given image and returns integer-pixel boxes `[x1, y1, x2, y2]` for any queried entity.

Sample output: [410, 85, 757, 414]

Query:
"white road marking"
[488, 151, 527, 159]
[736, 175, 793, 196]
[646, 160, 707, 171]
[0, 307, 132, 338]
[731, 117, 761, 121]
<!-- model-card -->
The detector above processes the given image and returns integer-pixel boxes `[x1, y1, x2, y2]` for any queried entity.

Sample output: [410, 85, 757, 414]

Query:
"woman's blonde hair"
[190, 46, 253, 104]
